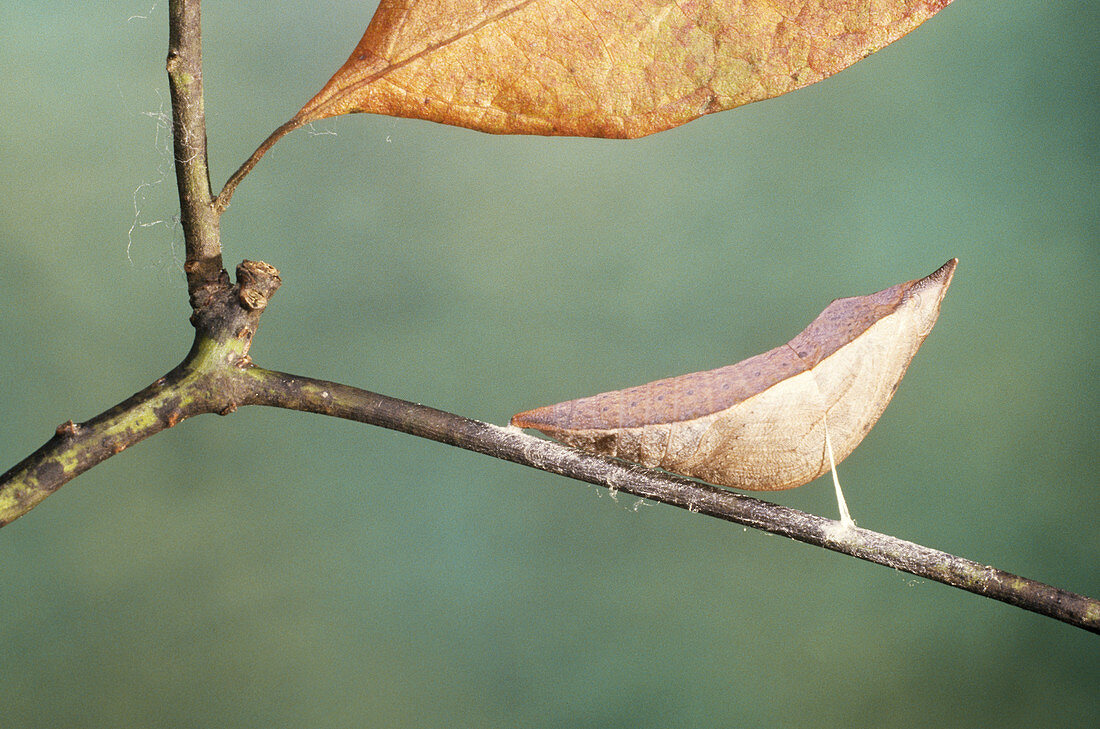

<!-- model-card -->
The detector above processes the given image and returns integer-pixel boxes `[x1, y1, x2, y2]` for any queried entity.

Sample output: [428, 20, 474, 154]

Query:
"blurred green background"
[2, 1, 1097, 726]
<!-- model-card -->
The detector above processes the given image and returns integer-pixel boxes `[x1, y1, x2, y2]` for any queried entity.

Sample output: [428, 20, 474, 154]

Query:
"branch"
[0, 341, 240, 524]
[2, 1, 282, 520]
[5, 313, 1097, 634]
[234, 367, 1100, 635]
[0, 260, 282, 526]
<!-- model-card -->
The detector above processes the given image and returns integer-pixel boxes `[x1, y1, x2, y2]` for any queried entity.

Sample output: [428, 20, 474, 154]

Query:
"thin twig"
[236, 367, 1100, 635]
[167, 0, 224, 297]
[6, 353, 1096, 632]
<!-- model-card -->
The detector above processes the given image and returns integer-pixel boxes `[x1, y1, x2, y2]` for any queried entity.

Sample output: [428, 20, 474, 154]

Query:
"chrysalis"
[512, 259, 957, 494]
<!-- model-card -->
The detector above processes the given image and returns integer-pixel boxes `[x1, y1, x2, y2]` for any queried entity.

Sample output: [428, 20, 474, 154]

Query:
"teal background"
[2, 1, 1097, 726]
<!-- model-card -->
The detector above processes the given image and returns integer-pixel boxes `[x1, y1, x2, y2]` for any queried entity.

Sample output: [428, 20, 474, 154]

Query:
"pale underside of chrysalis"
[511, 259, 957, 491]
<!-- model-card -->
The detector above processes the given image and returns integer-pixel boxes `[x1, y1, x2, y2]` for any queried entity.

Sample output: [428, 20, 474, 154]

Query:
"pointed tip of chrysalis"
[902, 258, 957, 338]
[930, 258, 958, 285]
[914, 258, 958, 300]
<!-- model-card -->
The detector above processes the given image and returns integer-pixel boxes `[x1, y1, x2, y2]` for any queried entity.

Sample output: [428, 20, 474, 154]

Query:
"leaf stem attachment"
[214, 116, 307, 214]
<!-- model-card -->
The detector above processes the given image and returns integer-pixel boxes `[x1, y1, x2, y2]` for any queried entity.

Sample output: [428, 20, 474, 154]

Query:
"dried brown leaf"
[511, 259, 957, 491]
[216, 1, 954, 210]
[298, 0, 954, 137]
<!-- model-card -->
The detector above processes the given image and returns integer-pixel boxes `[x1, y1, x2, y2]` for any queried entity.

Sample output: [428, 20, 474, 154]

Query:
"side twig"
[213, 117, 306, 214]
